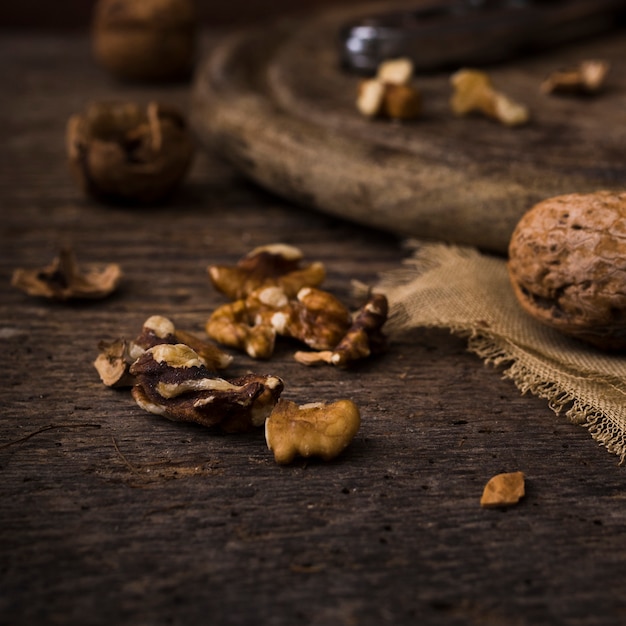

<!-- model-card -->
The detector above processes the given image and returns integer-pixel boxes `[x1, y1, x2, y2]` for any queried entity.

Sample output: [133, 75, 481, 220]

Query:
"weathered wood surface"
[1, 32, 626, 626]
[192, 0, 626, 254]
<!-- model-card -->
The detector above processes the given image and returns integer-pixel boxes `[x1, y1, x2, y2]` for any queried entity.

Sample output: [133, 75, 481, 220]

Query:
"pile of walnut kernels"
[94, 244, 388, 465]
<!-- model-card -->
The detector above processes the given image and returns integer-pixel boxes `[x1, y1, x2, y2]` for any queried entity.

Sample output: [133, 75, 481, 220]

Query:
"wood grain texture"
[192, 1, 626, 254]
[1, 32, 626, 626]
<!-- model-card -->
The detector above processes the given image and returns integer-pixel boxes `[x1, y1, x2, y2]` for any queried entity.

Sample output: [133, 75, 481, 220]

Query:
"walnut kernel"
[265, 399, 361, 464]
[11, 248, 122, 301]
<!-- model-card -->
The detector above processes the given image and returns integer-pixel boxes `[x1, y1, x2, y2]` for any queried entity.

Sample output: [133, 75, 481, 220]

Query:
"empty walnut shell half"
[92, 0, 196, 82]
[66, 101, 194, 204]
[508, 191, 626, 350]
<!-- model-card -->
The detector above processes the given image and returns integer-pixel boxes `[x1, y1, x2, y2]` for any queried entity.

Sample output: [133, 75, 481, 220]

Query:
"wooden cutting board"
[191, 1, 626, 254]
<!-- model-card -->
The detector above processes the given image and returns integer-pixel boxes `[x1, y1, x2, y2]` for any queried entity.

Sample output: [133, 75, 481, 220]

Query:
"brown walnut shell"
[92, 0, 196, 82]
[66, 101, 194, 204]
[507, 191, 626, 350]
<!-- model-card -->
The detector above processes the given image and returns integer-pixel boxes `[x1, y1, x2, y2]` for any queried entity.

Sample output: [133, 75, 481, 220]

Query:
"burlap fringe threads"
[376, 241, 626, 462]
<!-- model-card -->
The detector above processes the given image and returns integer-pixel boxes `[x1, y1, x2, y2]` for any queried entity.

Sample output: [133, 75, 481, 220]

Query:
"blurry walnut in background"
[66, 101, 194, 204]
[92, 0, 196, 82]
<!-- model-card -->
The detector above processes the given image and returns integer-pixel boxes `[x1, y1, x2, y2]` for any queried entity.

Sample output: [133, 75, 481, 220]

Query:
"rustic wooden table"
[1, 31, 625, 626]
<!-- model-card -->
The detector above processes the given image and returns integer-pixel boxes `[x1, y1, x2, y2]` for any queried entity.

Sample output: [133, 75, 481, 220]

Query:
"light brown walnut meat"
[265, 399, 361, 464]
[480, 471, 525, 508]
[508, 191, 626, 350]
[94, 315, 232, 387]
[208, 244, 325, 301]
[294, 292, 388, 367]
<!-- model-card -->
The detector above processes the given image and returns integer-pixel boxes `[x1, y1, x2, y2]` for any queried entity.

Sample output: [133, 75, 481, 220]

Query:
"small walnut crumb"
[11, 248, 122, 301]
[541, 60, 610, 95]
[357, 79, 386, 117]
[450, 69, 529, 127]
[480, 471, 525, 508]
[265, 399, 361, 464]
[376, 58, 414, 85]
[93, 339, 138, 387]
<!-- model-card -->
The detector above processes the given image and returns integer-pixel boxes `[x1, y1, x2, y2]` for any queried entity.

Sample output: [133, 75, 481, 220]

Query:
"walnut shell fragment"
[66, 101, 194, 204]
[94, 315, 232, 388]
[272, 287, 353, 351]
[208, 243, 325, 301]
[130, 343, 284, 432]
[480, 471, 525, 508]
[92, 0, 196, 82]
[265, 399, 361, 465]
[11, 248, 122, 301]
[508, 191, 626, 350]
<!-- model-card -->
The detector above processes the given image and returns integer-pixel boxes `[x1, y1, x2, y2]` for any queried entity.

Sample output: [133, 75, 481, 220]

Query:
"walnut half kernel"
[130, 343, 284, 433]
[265, 399, 361, 464]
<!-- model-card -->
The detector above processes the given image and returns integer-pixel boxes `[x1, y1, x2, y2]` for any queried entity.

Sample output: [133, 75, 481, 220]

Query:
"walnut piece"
[450, 69, 529, 127]
[541, 60, 610, 95]
[265, 399, 361, 464]
[205, 295, 279, 360]
[294, 292, 388, 367]
[95, 315, 232, 387]
[130, 343, 284, 432]
[11, 248, 122, 301]
[357, 58, 421, 120]
[508, 191, 626, 350]
[480, 471, 525, 508]
[208, 243, 325, 301]
[92, 0, 196, 82]
[66, 101, 194, 204]
[271, 287, 352, 351]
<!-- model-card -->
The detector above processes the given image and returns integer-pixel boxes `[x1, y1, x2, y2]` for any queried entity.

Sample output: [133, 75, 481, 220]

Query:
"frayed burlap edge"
[375, 241, 626, 463]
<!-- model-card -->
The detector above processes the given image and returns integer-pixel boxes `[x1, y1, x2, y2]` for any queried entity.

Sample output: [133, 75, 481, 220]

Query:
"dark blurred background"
[0, 0, 367, 30]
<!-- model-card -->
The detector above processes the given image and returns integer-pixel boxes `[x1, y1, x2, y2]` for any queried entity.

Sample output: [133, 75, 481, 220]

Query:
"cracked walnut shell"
[66, 101, 194, 204]
[508, 191, 626, 350]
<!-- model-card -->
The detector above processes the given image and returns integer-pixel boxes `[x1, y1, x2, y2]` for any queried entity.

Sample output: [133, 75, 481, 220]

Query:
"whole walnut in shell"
[508, 191, 626, 350]
[92, 0, 196, 82]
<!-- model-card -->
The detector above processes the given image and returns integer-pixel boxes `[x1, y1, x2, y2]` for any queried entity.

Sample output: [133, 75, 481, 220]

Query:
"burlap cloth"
[375, 241, 626, 462]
